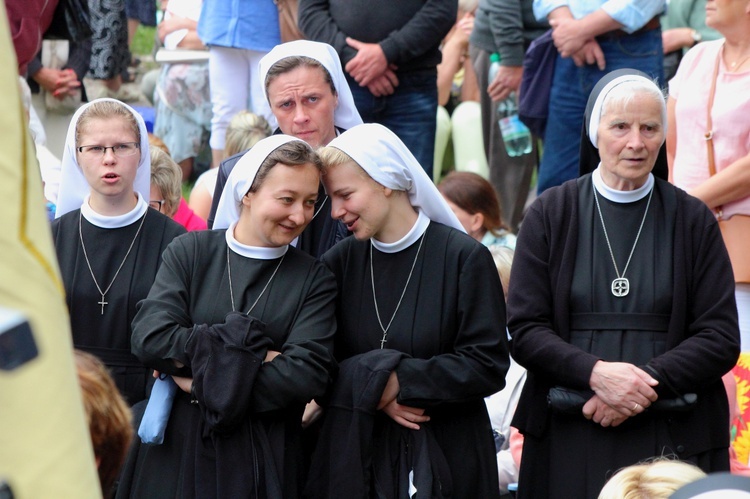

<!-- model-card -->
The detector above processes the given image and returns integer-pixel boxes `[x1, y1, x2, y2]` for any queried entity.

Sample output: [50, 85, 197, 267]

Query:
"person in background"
[438, 170, 516, 249]
[189, 110, 271, 221]
[667, 0, 750, 350]
[198, 0, 279, 167]
[661, 0, 720, 82]
[87, 0, 142, 101]
[153, 0, 211, 183]
[483, 245, 527, 497]
[508, 71, 739, 498]
[299, 0, 457, 178]
[207, 40, 363, 258]
[597, 458, 706, 499]
[470, 0, 548, 231]
[74, 350, 133, 498]
[51, 99, 186, 406]
[150, 145, 207, 231]
[532, 0, 665, 194]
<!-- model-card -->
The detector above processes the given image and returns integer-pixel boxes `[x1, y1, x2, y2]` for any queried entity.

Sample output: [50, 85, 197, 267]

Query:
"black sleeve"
[376, 0, 457, 66]
[396, 243, 510, 406]
[248, 263, 338, 413]
[131, 235, 195, 377]
[298, 0, 358, 65]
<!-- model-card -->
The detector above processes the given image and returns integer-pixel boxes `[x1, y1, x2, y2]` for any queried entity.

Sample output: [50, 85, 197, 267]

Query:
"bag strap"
[705, 46, 721, 177]
[705, 45, 724, 218]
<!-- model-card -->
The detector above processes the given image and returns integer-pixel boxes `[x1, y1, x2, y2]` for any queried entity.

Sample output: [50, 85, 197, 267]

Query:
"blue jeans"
[537, 28, 664, 193]
[347, 72, 438, 179]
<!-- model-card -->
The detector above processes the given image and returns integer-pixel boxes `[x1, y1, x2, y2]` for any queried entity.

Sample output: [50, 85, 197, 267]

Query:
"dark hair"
[248, 140, 323, 193]
[264, 56, 337, 99]
[438, 171, 509, 233]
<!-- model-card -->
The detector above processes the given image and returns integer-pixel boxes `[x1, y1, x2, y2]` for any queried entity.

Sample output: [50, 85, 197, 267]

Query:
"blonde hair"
[224, 111, 272, 159]
[489, 245, 514, 297]
[598, 458, 706, 499]
[74, 350, 133, 496]
[148, 133, 171, 156]
[150, 146, 182, 216]
[317, 146, 356, 172]
[76, 100, 140, 147]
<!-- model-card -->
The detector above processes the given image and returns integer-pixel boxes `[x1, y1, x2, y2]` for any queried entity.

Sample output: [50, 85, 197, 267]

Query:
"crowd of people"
[4, 0, 750, 497]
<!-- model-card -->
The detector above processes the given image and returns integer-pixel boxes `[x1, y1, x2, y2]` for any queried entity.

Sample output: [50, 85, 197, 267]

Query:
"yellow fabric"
[733, 353, 750, 466]
[0, 2, 101, 497]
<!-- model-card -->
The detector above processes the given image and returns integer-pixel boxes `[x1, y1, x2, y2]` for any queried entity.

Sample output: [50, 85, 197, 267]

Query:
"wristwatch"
[691, 29, 702, 45]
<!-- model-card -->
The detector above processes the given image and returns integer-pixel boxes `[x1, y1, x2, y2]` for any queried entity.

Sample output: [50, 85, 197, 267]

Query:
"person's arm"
[395, 244, 510, 406]
[247, 262, 338, 413]
[131, 235, 196, 377]
[644, 199, 740, 392]
[508, 199, 603, 389]
[485, 0, 526, 100]
[667, 96, 677, 182]
[688, 153, 750, 209]
[437, 14, 474, 106]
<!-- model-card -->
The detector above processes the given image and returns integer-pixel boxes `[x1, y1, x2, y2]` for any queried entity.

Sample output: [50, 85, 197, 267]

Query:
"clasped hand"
[582, 361, 659, 427]
[378, 371, 430, 430]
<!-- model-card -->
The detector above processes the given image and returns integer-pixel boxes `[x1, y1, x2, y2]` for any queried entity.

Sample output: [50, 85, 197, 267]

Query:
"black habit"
[319, 221, 509, 498]
[124, 229, 337, 498]
[51, 208, 186, 405]
[508, 175, 740, 498]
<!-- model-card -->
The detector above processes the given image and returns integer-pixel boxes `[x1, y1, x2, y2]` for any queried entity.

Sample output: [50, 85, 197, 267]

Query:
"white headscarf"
[587, 73, 666, 148]
[259, 40, 363, 131]
[54, 98, 151, 219]
[213, 134, 309, 230]
[326, 124, 465, 232]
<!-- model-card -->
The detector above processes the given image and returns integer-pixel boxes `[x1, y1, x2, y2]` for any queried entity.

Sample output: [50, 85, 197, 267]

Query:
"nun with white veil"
[307, 123, 509, 498]
[50, 98, 185, 406]
[127, 135, 337, 498]
[206, 39, 363, 259]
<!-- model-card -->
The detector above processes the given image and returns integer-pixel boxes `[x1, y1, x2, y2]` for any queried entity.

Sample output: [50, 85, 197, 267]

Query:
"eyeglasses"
[149, 200, 165, 211]
[77, 142, 140, 158]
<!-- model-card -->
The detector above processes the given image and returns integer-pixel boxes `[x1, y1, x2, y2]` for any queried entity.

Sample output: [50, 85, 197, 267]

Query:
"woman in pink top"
[667, 0, 750, 349]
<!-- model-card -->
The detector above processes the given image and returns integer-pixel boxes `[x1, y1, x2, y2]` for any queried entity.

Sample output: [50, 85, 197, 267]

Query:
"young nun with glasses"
[51, 98, 186, 406]
[306, 123, 509, 498]
[127, 135, 337, 498]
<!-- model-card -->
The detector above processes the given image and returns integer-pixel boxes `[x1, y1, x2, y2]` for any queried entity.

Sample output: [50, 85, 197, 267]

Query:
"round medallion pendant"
[611, 278, 629, 297]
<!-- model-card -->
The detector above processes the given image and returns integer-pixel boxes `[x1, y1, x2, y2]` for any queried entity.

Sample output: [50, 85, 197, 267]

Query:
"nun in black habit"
[126, 136, 337, 498]
[508, 70, 740, 498]
[51, 98, 186, 406]
[307, 123, 509, 498]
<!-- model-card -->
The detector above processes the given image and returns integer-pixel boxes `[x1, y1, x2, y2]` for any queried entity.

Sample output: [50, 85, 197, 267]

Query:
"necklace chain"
[593, 186, 653, 297]
[227, 247, 285, 315]
[78, 210, 147, 314]
[370, 233, 425, 349]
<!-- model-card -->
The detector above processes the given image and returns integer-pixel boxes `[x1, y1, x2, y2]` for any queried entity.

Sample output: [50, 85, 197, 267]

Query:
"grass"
[131, 26, 157, 57]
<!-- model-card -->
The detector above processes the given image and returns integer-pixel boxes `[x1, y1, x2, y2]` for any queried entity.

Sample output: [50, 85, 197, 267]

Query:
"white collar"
[225, 222, 289, 260]
[372, 211, 430, 254]
[592, 166, 654, 203]
[80, 193, 148, 228]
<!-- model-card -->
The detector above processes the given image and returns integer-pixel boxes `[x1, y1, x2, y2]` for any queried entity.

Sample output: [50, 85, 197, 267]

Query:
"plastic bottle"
[488, 53, 532, 157]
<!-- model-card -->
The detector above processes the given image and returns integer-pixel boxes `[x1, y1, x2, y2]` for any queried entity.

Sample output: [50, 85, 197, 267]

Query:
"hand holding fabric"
[582, 394, 629, 427]
[589, 360, 658, 414]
